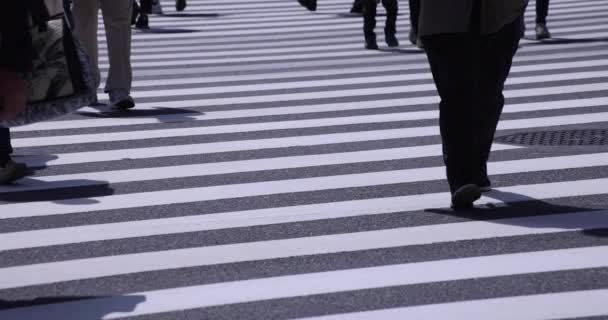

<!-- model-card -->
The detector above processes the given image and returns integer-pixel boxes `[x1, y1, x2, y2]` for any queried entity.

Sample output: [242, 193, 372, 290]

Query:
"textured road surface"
[2, 0, 608, 319]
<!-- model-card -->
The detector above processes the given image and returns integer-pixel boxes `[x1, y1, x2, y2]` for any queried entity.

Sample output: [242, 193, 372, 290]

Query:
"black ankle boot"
[365, 33, 378, 49]
[385, 32, 399, 47]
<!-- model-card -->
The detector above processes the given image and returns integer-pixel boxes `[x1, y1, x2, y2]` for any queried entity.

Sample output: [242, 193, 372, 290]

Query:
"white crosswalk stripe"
[2, 0, 608, 319]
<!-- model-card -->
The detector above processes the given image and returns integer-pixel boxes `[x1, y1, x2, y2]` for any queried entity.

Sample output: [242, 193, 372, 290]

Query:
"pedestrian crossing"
[2, 0, 608, 318]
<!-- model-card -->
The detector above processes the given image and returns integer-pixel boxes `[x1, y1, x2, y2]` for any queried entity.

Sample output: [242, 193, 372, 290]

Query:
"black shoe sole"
[451, 184, 481, 210]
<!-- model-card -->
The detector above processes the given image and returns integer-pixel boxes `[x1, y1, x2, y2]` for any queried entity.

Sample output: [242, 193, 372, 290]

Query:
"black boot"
[365, 32, 378, 49]
[385, 32, 399, 47]
[135, 13, 149, 29]
[350, 0, 363, 14]
[298, 0, 317, 11]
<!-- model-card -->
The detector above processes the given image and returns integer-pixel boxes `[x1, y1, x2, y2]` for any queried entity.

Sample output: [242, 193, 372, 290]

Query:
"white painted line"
[15, 107, 608, 168]
[2, 146, 608, 218]
[12, 92, 608, 133]
[12, 108, 608, 148]
[1, 247, 608, 319]
[299, 290, 608, 320]
[1, 144, 520, 193]
[98, 46, 608, 68]
[1, 151, 606, 251]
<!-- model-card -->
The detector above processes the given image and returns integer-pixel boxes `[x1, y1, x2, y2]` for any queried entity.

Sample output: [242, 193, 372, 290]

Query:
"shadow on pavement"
[0, 180, 114, 204]
[0, 295, 145, 320]
[77, 107, 202, 124]
[425, 189, 608, 238]
[523, 37, 608, 45]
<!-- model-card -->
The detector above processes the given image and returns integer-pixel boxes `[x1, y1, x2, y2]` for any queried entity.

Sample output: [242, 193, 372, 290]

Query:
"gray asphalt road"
[2, 0, 608, 319]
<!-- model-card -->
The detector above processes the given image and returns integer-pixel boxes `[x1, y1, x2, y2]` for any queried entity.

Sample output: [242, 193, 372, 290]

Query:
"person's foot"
[385, 32, 399, 47]
[409, 30, 417, 46]
[298, 0, 317, 11]
[451, 184, 481, 210]
[0, 159, 33, 185]
[109, 89, 135, 110]
[364, 33, 378, 50]
[176, 0, 187, 11]
[350, 2, 362, 14]
[135, 14, 149, 29]
[536, 23, 551, 40]
[151, 0, 163, 14]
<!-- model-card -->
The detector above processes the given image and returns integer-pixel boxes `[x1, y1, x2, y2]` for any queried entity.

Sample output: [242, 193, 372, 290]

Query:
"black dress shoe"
[176, 0, 187, 11]
[536, 23, 551, 40]
[385, 32, 399, 47]
[298, 0, 317, 11]
[451, 184, 481, 210]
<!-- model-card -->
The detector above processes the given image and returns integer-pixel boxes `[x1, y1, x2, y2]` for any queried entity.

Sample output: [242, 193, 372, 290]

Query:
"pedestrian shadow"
[0, 295, 145, 320]
[0, 180, 114, 205]
[425, 189, 608, 238]
[522, 37, 608, 45]
[76, 107, 201, 124]
[380, 47, 425, 54]
[134, 27, 199, 34]
[161, 13, 221, 18]
[12, 154, 58, 170]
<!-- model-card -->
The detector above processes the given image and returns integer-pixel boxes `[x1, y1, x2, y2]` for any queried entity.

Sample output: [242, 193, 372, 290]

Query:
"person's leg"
[362, 0, 378, 49]
[100, 0, 135, 109]
[0, 127, 12, 165]
[536, 0, 549, 24]
[422, 33, 478, 194]
[536, 0, 551, 39]
[382, 0, 399, 47]
[408, 0, 420, 42]
[475, 17, 523, 190]
[72, 0, 101, 89]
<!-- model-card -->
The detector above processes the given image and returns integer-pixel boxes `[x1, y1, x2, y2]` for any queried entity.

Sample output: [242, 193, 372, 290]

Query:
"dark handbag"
[1, 0, 96, 127]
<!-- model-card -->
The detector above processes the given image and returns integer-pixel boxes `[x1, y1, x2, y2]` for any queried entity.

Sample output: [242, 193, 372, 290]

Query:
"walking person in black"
[362, 0, 399, 49]
[419, 0, 528, 209]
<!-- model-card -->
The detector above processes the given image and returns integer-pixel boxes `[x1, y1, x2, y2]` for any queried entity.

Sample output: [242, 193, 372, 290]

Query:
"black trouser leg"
[408, 0, 420, 36]
[140, 0, 152, 13]
[382, 0, 398, 36]
[476, 17, 522, 184]
[0, 127, 13, 165]
[362, 0, 378, 36]
[424, 33, 477, 192]
[536, 0, 549, 24]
